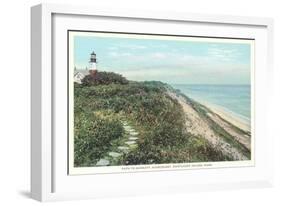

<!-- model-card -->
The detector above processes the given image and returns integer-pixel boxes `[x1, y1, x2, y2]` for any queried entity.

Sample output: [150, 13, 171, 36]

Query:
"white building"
[74, 71, 84, 84]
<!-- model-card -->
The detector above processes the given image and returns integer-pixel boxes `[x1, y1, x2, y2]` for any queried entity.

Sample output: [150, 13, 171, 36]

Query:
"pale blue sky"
[73, 34, 252, 85]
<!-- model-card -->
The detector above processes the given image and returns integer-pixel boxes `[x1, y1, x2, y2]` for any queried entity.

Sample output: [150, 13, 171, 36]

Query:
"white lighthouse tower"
[89, 51, 97, 70]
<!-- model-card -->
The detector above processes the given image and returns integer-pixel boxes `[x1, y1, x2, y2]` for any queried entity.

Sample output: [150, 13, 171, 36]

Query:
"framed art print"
[31, 3, 274, 201]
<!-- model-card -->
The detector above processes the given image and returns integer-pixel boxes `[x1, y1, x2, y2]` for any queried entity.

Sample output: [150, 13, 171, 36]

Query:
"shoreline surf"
[170, 84, 251, 133]
[196, 99, 250, 133]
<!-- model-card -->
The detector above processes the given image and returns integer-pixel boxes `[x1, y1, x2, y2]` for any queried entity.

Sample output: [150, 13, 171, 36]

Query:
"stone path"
[95, 120, 139, 166]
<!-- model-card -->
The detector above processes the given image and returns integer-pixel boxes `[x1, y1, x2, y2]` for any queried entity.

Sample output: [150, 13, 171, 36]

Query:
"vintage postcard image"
[68, 31, 254, 175]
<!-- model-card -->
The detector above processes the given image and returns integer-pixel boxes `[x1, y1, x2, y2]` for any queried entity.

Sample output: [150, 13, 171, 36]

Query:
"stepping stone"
[130, 131, 139, 136]
[124, 126, 132, 129]
[129, 137, 138, 140]
[129, 144, 138, 149]
[108, 152, 122, 158]
[125, 141, 136, 145]
[96, 159, 110, 166]
[118, 146, 129, 151]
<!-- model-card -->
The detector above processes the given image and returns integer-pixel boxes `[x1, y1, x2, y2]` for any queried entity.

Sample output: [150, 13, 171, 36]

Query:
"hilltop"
[74, 71, 251, 167]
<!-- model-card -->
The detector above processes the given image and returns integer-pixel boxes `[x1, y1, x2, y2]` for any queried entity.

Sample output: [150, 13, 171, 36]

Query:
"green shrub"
[74, 113, 124, 167]
[82, 71, 129, 86]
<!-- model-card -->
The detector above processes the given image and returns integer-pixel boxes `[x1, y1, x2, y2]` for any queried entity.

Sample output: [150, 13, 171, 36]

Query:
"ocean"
[171, 84, 251, 123]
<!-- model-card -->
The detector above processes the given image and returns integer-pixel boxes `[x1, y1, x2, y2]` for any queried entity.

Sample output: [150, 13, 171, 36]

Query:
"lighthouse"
[89, 51, 97, 70]
[88, 51, 98, 78]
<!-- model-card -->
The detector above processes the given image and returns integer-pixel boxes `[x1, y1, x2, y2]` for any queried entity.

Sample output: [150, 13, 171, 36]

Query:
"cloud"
[109, 44, 148, 50]
[150, 52, 167, 59]
[105, 49, 249, 75]
[110, 63, 250, 84]
[75, 35, 251, 84]
[207, 46, 242, 62]
[108, 51, 132, 57]
[108, 47, 118, 51]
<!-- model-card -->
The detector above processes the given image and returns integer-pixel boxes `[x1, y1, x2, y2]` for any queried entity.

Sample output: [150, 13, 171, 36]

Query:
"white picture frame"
[31, 3, 274, 202]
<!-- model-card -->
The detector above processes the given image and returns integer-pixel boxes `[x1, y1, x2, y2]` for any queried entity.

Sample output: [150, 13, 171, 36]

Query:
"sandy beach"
[167, 91, 250, 160]
[203, 102, 251, 133]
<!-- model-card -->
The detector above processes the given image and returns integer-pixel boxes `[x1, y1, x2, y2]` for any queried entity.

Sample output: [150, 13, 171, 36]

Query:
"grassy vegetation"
[74, 71, 232, 167]
[74, 111, 124, 167]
